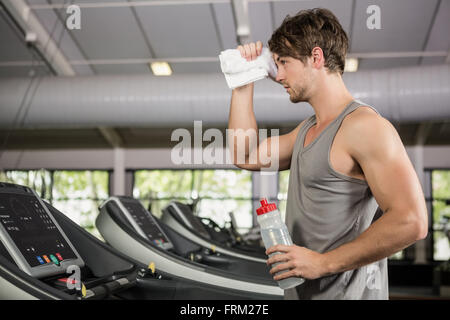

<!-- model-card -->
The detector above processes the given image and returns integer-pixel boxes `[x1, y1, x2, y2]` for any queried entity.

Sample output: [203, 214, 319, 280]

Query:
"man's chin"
[289, 96, 305, 103]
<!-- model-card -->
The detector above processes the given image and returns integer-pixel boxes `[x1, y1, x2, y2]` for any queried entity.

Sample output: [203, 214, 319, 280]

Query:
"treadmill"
[161, 202, 267, 263]
[97, 196, 283, 299]
[0, 182, 279, 300]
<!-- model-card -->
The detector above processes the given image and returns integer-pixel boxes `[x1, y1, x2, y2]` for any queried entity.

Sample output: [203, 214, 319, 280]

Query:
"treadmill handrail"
[0, 255, 69, 300]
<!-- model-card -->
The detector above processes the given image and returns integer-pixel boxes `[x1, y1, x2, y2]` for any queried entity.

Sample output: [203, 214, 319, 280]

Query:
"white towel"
[219, 47, 277, 89]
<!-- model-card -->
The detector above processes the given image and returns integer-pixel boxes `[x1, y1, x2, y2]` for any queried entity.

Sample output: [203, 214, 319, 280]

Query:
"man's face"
[273, 53, 312, 103]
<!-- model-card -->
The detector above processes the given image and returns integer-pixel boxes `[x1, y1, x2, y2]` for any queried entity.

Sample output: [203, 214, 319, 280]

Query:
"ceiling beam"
[98, 127, 124, 148]
[26, 0, 302, 10]
[28, 1, 229, 10]
[1, 0, 75, 76]
[415, 122, 433, 146]
[1, 51, 448, 68]
[231, 0, 251, 44]
[347, 51, 448, 59]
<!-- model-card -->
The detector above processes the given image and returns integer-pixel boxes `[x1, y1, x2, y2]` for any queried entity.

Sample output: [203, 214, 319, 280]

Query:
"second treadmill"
[162, 201, 268, 263]
[97, 196, 283, 298]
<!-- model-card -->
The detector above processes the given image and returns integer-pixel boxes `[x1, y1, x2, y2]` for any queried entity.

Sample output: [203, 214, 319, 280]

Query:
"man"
[228, 8, 428, 299]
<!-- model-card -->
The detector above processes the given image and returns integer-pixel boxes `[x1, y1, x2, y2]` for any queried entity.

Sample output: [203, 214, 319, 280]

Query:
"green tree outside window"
[432, 170, 450, 261]
[133, 169, 253, 231]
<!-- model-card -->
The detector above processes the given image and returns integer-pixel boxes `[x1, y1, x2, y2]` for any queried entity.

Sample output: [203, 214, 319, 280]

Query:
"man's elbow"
[414, 221, 428, 241]
[411, 210, 428, 241]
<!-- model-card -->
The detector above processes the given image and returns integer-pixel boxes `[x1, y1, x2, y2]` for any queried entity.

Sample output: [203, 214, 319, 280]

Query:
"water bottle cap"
[256, 198, 277, 215]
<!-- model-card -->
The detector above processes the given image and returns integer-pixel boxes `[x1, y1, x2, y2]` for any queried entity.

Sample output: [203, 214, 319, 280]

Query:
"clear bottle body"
[257, 210, 305, 290]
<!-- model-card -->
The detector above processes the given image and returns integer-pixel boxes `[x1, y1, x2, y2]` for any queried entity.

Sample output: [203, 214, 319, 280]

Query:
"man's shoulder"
[347, 105, 380, 121]
[342, 105, 391, 134]
[340, 105, 400, 156]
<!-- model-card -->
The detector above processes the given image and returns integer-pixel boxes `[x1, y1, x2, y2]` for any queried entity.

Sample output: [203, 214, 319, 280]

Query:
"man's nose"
[275, 69, 284, 83]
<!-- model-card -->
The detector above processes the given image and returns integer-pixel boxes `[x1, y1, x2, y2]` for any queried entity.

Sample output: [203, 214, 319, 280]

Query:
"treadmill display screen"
[0, 193, 77, 268]
[121, 199, 171, 248]
[175, 203, 211, 239]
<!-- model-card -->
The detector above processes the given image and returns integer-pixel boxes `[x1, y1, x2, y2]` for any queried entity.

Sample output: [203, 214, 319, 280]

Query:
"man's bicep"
[349, 116, 423, 213]
[362, 150, 420, 214]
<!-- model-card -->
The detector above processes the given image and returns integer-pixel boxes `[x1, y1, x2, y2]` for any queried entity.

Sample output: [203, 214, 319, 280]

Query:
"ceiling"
[0, 0, 449, 77]
[0, 0, 449, 149]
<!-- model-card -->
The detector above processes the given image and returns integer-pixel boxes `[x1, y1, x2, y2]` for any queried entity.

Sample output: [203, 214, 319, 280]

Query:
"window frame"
[427, 167, 450, 262]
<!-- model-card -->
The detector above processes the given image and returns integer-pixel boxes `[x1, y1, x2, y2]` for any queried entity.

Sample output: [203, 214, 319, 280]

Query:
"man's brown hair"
[268, 8, 348, 75]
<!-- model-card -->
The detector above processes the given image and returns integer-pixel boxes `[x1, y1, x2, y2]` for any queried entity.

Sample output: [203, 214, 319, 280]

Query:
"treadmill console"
[105, 197, 173, 250]
[169, 202, 211, 239]
[0, 182, 84, 278]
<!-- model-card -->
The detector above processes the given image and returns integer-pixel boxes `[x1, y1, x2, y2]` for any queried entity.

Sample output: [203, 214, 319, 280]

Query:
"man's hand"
[237, 41, 277, 82]
[237, 41, 263, 61]
[266, 244, 329, 281]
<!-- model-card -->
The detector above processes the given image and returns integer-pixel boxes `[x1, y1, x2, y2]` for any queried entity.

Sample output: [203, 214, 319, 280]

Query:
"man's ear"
[311, 47, 324, 69]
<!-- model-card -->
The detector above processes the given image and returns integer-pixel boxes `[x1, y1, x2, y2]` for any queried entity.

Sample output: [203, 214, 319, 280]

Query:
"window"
[51, 170, 109, 240]
[432, 170, 450, 261]
[133, 169, 253, 232]
[0, 169, 109, 240]
[133, 169, 193, 219]
[0, 170, 52, 201]
[194, 170, 253, 231]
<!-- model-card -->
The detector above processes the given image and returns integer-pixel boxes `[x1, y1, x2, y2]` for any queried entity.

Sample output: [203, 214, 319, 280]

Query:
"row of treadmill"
[0, 182, 283, 300]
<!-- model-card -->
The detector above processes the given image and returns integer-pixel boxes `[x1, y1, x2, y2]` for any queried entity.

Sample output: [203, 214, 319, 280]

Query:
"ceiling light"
[344, 58, 358, 72]
[150, 62, 172, 76]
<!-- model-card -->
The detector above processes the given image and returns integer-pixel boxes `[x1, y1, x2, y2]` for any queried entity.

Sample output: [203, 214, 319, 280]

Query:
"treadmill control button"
[49, 254, 60, 265]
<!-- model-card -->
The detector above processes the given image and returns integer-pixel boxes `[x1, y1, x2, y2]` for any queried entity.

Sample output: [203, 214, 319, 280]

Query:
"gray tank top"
[284, 100, 389, 300]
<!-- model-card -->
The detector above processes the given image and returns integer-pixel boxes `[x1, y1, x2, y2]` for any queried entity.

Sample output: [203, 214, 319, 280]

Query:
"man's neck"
[308, 73, 354, 128]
